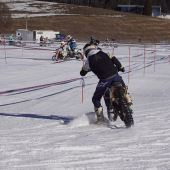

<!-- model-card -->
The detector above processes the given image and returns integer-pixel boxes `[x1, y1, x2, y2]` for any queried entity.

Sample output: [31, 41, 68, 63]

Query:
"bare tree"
[143, 0, 152, 16]
[0, 2, 12, 32]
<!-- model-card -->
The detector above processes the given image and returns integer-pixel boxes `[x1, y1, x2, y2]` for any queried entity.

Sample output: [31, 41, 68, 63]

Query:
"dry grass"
[5, 4, 170, 43]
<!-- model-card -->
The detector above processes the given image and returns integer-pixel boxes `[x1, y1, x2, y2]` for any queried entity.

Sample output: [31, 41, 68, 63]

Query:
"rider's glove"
[119, 66, 125, 72]
[80, 69, 88, 76]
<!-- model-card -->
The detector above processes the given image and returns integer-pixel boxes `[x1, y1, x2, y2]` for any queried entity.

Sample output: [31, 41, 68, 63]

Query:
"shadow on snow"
[0, 112, 74, 125]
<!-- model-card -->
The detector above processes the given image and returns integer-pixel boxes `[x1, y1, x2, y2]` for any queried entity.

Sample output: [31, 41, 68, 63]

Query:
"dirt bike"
[52, 47, 84, 61]
[52, 48, 65, 61]
[66, 47, 84, 60]
[104, 83, 134, 128]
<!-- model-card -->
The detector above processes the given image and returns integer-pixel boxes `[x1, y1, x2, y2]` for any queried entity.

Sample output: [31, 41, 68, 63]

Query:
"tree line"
[39, 0, 170, 14]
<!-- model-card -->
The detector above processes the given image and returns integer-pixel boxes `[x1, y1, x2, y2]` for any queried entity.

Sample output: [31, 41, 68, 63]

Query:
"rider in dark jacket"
[80, 41, 126, 122]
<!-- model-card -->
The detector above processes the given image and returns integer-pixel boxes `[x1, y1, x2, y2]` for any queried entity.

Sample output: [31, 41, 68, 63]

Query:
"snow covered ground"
[0, 43, 170, 170]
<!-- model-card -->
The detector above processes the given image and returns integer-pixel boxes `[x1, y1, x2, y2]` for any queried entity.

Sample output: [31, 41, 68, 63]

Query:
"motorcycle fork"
[111, 86, 126, 121]
[105, 87, 119, 121]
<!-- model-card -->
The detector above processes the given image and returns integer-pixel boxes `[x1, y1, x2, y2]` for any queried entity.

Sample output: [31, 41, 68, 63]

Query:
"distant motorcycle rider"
[66, 35, 77, 53]
[80, 38, 131, 122]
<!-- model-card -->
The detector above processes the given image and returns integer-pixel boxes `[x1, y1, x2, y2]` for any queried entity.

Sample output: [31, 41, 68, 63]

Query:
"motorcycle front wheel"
[76, 52, 84, 60]
[52, 55, 56, 61]
[121, 100, 134, 128]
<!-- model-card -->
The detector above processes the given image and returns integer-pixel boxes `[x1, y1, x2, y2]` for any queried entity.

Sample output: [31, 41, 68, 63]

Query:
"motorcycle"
[52, 47, 84, 61]
[104, 83, 134, 128]
[66, 47, 84, 60]
[52, 48, 66, 61]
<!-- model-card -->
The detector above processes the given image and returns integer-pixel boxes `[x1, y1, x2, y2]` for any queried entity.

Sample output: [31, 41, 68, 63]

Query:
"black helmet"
[90, 37, 100, 46]
[83, 37, 100, 57]
[83, 43, 97, 57]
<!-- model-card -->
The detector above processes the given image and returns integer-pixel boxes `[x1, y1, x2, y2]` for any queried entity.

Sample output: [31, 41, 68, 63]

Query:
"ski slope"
[0, 43, 170, 170]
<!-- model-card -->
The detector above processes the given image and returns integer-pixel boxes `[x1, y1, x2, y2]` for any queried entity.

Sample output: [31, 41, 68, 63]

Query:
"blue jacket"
[68, 38, 77, 51]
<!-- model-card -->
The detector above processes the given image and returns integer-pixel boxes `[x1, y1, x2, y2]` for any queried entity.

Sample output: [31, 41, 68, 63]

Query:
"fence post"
[112, 47, 114, 56]
[128, 46, 131, 84]
[154, 44, 156, 72]
[144, 44, 146, 75]
[4, 40, 7, 64]
[21, 42, 24, 57]
[81, 58, 85, 103]
[81, 77, 85, 104]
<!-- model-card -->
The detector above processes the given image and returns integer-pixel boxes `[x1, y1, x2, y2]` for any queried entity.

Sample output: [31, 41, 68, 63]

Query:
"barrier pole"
[144, 44, 146, 75]
[81, 58, 85, 103]
[22, 42, 24, 57]
[128, 47, 131, 84]
[112, 47, 114, 56]
[81, 77, 85, 104]
[4, 40, 7, 64]
[82, 81, 84, 103]
[154, 44, 156, 72]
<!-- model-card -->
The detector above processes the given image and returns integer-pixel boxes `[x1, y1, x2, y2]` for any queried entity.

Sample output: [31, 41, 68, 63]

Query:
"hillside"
[4, 1, 170, 43]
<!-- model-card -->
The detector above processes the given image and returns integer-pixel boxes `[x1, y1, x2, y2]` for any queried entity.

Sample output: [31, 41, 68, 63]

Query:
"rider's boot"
[107, 108, 113, 121]
[95, 106, 104, 123]
[107, 108, 118, 121]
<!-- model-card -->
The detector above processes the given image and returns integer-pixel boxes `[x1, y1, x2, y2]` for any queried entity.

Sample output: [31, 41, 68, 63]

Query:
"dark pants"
[92, 73, 125, 109]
